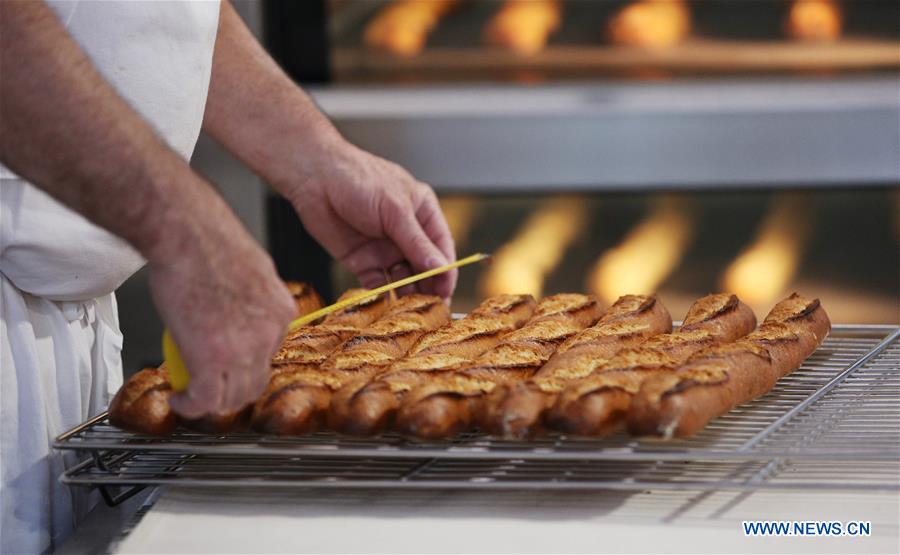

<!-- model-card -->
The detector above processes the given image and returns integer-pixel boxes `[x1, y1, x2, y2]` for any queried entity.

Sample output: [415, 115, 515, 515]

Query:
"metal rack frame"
[55, 325, 899, 504]
[310, 77, 900, 191]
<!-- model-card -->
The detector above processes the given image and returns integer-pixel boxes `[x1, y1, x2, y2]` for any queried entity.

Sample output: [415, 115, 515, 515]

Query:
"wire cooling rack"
[55, 325, 899, 502]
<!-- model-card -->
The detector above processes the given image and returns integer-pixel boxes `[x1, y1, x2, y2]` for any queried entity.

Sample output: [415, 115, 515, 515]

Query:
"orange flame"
[440, 196, 478, 252]
[786, 0, 843, 42]
[364, 0, 461, 57]
[588, 196, 694, 304]
[608, 0, 691, 49]
[721, 193, 812, 306]
[484, 0, 562, 56]
[481, 196, 587, 298]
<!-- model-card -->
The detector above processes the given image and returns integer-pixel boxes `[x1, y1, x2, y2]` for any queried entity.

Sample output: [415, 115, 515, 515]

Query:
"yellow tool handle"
[164, 252, 490, 392]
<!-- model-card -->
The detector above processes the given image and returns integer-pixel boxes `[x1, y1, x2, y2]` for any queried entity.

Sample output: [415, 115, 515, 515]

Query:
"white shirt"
[0, 1, 221, 552]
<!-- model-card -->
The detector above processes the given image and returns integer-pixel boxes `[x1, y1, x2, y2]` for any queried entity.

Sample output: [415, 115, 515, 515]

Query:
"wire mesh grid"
[56, 325, 899, 496]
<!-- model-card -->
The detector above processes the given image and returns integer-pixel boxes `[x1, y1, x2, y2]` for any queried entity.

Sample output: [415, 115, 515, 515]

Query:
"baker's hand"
[287, 141, 457, 299]
[146, 215, 296, 418]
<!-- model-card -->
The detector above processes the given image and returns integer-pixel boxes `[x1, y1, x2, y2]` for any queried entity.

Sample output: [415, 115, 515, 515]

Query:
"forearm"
[203, 1, 344, 201]
[0, 1, 237, 264]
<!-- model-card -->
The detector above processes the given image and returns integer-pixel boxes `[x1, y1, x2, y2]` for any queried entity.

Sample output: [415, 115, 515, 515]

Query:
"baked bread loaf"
[480, 294, 672, 438]
[285, 281, 324, 318]
[546, 293, 756, 437]
[251, 294, 450, 435]
[328, 294, 537, 436]
[179, 287, 375, 433]
[108, 366, 177, 436]
[270, 288, 391, 376]
[484, 0, 562, 56]
[395, 293, 603, 439]
[628, 293, 830, 438]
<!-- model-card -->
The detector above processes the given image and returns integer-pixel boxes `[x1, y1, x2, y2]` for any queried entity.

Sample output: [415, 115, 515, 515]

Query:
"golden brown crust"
[320, 289, 391, 329]
[679, 293, 757, 341]
[270, 289, 390, 373]
[395, 293, 601, 438]
[546, 293, 757, 437]
[252, 294, 449, 435]
[327, 295, 536, 436]
[250, 372, 333, 436]
[108, 367, 177, 436]
[285, 281, 324, 318]
[627, 294, 830, 438]
[322, 295, 451, 376]
[480, 294, 670, 438]
[180, 406, 252, 434]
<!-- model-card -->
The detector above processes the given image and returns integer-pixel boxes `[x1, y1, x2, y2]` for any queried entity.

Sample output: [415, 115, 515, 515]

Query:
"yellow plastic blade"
[164, 252, 489, 392]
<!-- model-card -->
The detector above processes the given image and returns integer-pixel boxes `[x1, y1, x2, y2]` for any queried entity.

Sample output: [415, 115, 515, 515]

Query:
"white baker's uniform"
[0, 1, 220, 552]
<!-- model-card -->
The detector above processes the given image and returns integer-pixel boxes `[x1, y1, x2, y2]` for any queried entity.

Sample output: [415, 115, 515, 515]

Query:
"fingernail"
[425, 255, 445, 269]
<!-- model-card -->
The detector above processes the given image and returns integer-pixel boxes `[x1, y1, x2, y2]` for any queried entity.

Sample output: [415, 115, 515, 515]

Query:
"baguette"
[328, 294, 537, 436]
[628, 293, 830, 438]
[546, 293, 756, 436]
[481, 294, 672, 438]
[108, 366, 177, 436]
[270, 288, 391, 376]
[395, 293, 603, 439]
[181, 288, 386, 433]
[285, 281, 324, 318]
[251, 294, 450, 435]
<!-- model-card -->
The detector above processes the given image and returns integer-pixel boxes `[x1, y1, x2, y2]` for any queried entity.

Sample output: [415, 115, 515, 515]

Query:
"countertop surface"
[90, 485, 900, 554]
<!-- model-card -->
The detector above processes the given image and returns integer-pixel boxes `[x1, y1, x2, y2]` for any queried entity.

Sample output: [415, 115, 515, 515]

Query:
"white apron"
[0, 1, 220, 552]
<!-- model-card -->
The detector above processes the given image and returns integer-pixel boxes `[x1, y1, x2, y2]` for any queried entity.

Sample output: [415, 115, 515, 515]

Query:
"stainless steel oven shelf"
[55, 325, 899, 501]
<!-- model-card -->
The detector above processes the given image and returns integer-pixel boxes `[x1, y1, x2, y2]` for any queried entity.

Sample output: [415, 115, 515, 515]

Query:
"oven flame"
[364, 0, 461, 57]
[484, 0, 562, 56]
[440, 196, 478, 251]
[786, 0, 843, 41]
[721, 193, 812, 306]
[480, 196, 587, 298]
[608, 0, 691, 49]
[588, 196, 694, 304]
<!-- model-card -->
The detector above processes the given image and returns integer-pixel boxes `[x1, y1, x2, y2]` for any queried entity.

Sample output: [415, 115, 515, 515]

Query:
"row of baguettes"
[629, 293, 830, 438]
[395, 292, 604, 438]
[484, 292, 756, 438]
[109, 283, 377, 435]
[328, 293, 538, 436]
[250, 292, 451, 435]
[109, 288, 828, 441]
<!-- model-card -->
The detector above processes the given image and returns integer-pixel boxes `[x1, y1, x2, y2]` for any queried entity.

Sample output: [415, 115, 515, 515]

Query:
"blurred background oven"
[118, 0, 899, 371]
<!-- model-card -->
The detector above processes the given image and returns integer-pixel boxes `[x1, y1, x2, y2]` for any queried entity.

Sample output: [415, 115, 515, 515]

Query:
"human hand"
[287, 141, 457, 299]
[146, 206, 296, 418]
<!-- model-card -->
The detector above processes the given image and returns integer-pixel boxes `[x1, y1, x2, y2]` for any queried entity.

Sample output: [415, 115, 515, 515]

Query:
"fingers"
[388, 260, 418, 296]
[415, 187, 458, 299]
[417, 186, 456, 265]
[381, 194, 449, 287]
[169, 361, 226, 419]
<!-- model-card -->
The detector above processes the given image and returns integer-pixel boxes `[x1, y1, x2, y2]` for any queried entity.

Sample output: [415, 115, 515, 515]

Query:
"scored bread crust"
[480, 294, 672, 438]
[395, 293, 604, 439]
[108, 366, 177, 436]
[285, 281, 324, 318]
[328, 294, 537, 436]
[628, 293, 831, 439]
[251, 294, 450, 435]
[182, 288, 385, 434]
[545, 293, 757, 437]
